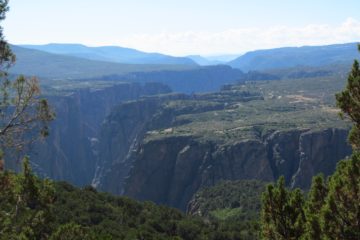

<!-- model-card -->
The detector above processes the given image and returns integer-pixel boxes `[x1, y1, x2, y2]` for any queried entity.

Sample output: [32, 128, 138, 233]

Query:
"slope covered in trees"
[187, 180, 266, 221]
[0, 161, 261, 240]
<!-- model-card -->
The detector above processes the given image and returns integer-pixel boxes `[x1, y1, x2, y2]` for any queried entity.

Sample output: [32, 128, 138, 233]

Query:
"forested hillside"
[0, 163, 260, 239]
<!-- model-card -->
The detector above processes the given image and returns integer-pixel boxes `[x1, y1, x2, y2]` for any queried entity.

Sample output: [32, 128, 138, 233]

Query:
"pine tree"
[318, 43, 360, 239]
[335, 44, 360, 150]
[321, 152, 360, 239]
[0, 157, 55, 239]
[260, 43, 360, 240]
[303, 174, 328, 240]
[0, 0, 54, 167]
[261, 176, 306, 240]
[49, 223, 96, 240]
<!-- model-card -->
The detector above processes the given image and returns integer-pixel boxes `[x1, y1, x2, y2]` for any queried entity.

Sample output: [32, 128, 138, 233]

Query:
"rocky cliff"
[95, 81, 352, 210]
[121, 128, 351, 210]
[92, 93, 190, 191]
[28, 82, 171, 186]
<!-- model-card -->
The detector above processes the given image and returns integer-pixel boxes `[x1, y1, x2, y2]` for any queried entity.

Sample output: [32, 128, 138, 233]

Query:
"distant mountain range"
[11, 42, 358, 82]
[20, 43, 197, 65]
[186, 55, 223, 65]
[186, 55, 241, 65]
[228, 42, 359, 72]
[10, 45, 197, 80]
[19, 42, 359, 72]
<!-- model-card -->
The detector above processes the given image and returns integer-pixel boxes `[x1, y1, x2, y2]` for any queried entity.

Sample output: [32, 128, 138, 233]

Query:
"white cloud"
[116, 18, 360, 56]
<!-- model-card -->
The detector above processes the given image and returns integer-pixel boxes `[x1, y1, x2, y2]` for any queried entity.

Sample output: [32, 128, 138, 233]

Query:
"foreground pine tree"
[322, 153, 360, 239]
[261, 44, 360, 240]
[0, 0, 54, 169]
[0, 157, 55, 239]
[323, 43, 360, 240]
[261, 177, 305, 240]
[336, 44, 360, 150]
[303, 174, 327, 240]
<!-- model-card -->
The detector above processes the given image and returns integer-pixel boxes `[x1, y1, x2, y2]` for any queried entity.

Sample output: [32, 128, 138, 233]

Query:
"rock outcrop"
[124, 137, 274, 210]
[94, 88, 352, 210]
[121, 128, 351, 210]
[28, 82, 171, 186]
[291, 128, 351, 188]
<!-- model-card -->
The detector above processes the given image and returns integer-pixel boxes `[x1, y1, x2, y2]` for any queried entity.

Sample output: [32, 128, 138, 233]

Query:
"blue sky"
[3, 0, 360, 55]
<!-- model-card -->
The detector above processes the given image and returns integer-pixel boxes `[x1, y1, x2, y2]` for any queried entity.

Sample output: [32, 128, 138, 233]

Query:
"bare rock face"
[28, 82, 171, 186]
[291, 128, 351, 188]
[92, 90, 351, 211]
[116, 128, 351, 211]
[93, 93, 226, 195]
[265, 130, 303, 185]
[125, 138, 274, 210]
[92, 98, 165, 192]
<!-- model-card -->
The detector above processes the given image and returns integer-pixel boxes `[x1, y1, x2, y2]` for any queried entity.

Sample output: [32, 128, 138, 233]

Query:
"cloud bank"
[117, 18, 360, 56]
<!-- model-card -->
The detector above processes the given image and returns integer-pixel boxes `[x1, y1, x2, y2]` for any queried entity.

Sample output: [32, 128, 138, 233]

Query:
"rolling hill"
[20, 43, 197, 65]
[9, 45, 197, 80]
[186, 55, 223, 65]
[228, 42, 359, 72]
[187, 54, 241, 66]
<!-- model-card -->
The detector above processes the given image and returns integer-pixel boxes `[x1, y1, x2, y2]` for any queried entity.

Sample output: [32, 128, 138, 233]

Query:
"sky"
[3, 0, 360, 56]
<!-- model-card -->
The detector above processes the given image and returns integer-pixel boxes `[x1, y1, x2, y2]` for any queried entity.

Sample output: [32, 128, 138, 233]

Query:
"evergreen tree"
[0, 157, 55, 239]
[336, 44, 360, 150]
[321, 152, 360, 239]
[319, 43, 360, 239]
[49, 223, 96, 240]
[260, 43, 360, 240]
[0, 0, 54, 168]
[261, 177, 305, 240]
[303, 174, 328, 240]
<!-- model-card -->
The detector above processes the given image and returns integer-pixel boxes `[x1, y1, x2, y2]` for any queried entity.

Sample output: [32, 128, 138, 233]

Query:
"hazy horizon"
[16, 41, 358, 59]
[4, 0, 360, 56]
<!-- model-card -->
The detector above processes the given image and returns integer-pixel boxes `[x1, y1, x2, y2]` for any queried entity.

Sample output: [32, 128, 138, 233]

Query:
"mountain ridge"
[9, 45, 198, 80]
[228, 42, 359, 71]
[20, 43, 197, 65]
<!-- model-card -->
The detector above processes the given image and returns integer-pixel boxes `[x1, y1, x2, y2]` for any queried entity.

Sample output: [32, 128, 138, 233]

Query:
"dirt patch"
[321, 106, 340, 113]
[286, 94, 317, 103]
